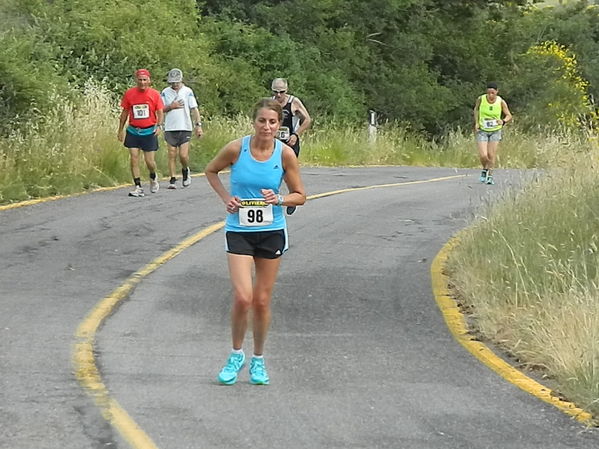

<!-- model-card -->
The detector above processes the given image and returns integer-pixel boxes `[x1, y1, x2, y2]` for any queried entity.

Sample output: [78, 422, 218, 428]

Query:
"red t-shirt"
[120, 87, 164, 128]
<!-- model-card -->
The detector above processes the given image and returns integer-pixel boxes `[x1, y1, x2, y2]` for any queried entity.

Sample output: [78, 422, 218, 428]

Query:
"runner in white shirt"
[161, 68, 203, 188]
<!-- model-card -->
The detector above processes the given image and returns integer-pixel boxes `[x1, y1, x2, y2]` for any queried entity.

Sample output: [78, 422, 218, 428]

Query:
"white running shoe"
[150, 179, 159, 193]
[182, 168, 191, 187]
[128, 186, 145, 197]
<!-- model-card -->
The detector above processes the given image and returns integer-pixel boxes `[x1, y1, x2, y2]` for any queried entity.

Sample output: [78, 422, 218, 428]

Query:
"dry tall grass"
[447, 145, 599, 419]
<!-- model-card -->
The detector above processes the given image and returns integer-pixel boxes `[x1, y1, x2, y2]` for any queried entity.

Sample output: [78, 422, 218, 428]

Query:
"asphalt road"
[1, 167, 597, 449]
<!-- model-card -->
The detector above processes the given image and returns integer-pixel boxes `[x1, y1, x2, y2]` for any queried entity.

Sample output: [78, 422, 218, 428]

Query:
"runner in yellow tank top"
[473, 82, 513, 185]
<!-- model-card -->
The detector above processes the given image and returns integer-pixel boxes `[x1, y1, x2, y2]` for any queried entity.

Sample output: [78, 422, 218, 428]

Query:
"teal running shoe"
[249, 357, 270, 385]
[486, 175, 495, 185]
[479, 170, 488, 182]
[218, 352, 245, 385]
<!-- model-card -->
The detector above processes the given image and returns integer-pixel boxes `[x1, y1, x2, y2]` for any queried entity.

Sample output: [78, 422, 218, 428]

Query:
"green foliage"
[510, 41, 593, 129]
[0, 29, 69, 130]
[24, 0, 209, 88]
[3, 0, 599, 135]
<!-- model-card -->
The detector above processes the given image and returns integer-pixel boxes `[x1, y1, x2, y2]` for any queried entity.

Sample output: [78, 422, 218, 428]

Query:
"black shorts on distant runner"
[124, 132, 159, 151]
[225, 230, 287, 259]
[282, 137, 300, 157]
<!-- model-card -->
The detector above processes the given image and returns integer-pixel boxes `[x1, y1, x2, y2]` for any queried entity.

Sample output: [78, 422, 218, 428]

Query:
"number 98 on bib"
[239, 199, 274, 227]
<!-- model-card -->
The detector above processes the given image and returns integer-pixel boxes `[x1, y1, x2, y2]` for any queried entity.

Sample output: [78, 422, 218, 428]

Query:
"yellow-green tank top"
[478, 94, 503, 132]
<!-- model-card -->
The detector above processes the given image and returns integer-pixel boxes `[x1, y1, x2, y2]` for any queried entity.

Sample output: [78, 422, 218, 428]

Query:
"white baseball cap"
[167, 68, 183, 83]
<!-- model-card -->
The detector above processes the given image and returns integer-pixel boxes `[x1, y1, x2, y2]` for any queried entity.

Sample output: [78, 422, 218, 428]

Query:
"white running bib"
[133, 104, 150, 119]
[238, 199, 273, 227]
[276, 126, 290, 141]
[483, 119, 498, 128]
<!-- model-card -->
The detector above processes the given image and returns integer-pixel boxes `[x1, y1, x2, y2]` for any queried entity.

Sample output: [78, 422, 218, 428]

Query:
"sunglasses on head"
[272, 90, 286, 94]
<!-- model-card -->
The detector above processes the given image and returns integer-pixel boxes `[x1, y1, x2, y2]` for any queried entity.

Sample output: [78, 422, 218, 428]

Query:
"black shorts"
[124, 132, 159, 151]
[225, 229, 288, 259]
[165, 131, 192, 147]
[283, 138, 300, 157]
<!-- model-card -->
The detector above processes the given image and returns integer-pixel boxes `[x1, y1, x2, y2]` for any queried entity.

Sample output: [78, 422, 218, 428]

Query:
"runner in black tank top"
[278, 96, 300, 156]
[271, 78, 312, 214]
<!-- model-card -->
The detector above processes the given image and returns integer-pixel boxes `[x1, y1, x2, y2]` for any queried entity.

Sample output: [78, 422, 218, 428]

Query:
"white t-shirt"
[160, 85, 199, 131]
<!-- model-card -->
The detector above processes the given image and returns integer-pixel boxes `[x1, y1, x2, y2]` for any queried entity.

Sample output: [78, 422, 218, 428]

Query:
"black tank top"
[278, 95, 295, 143]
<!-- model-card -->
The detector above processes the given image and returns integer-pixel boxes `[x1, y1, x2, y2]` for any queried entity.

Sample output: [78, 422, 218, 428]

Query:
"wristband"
[277, 194, 284, 206]
[195, 122, 202, 127]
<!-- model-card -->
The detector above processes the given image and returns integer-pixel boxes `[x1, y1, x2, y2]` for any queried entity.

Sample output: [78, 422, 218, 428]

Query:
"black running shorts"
[225, 230, 287, 259]
[124, 132, 159, 151]
[283, 138, 300, 157]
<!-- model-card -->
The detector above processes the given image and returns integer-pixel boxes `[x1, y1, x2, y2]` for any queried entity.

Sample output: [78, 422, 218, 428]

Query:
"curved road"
[1, 167, 596, 449]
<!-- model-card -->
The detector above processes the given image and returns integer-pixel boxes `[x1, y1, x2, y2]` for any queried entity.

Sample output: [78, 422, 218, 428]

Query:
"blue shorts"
[476, 129, 502, 142]
[124, 131, 159, 151]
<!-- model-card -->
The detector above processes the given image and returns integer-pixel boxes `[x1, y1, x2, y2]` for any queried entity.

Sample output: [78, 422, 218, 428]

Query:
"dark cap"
[486, 82, 498, 90]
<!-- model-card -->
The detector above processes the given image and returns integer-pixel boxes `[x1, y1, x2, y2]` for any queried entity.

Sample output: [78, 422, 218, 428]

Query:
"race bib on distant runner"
[483, 119, 498, 128]
[132, 104, 150, 119]
[239, 199, 273, 227]
[276, 126, 290, 141]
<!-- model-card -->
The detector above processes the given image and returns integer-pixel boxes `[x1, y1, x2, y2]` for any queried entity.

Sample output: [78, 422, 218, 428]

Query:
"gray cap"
[167, 68, 183, 83]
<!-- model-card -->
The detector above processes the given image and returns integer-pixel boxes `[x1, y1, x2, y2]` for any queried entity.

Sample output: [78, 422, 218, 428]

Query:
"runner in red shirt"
[117, 69, 165, 197]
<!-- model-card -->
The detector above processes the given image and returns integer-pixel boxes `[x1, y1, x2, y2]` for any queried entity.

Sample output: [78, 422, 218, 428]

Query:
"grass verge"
[446, 146, 599, 420]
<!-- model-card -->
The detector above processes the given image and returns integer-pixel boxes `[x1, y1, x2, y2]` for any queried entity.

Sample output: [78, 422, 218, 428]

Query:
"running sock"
[232, 348, 244, 355]
[252, 354, 264, 359]
[149, 172, 157, 180]
[134, 177, 141, 187]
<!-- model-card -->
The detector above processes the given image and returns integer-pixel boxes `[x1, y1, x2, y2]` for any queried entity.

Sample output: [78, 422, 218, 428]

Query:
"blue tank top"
[225, 135, 286, 232]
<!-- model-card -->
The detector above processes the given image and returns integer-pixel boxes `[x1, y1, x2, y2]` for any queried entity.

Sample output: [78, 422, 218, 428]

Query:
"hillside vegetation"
[3, 0, 599, 133]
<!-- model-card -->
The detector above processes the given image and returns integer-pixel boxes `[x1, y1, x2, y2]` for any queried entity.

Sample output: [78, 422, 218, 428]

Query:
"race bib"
[276, 126, 290, 141]
[483, 119, 498, 128]
[238, 199, 273, 227]
[132, 104, 150, 119]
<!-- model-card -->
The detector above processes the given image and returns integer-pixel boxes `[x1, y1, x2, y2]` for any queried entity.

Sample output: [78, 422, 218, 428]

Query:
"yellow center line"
[431, 234, 594, 425]
[73, 223, 224, 449]
[77, 172, 586, 449]
[308, 174, 466, 199]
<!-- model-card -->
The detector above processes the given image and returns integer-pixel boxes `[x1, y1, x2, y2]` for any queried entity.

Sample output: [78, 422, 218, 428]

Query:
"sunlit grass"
[446, 148, 599, 419]
[0, 81, 125, 202]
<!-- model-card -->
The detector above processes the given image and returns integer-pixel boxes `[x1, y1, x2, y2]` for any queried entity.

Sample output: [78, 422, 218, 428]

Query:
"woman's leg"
[486, 140, 499, 170]
[251, 257, 282, 355]
[227, 253, 255, 350]
[477, 140, 489, 169]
